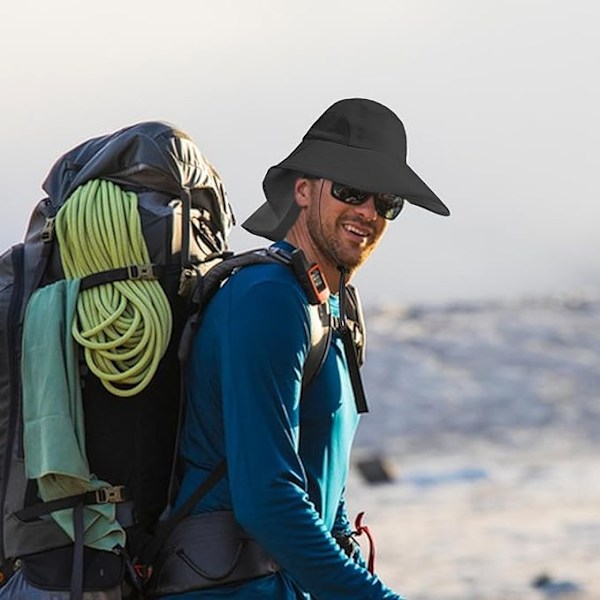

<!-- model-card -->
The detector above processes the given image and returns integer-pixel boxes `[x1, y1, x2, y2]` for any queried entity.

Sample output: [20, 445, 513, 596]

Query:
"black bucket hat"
[243, 98, 450, 241]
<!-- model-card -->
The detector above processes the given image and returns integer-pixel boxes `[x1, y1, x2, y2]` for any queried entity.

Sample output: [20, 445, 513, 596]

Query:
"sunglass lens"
[375, 194, 404, 220]
[331, 183, 369, 205]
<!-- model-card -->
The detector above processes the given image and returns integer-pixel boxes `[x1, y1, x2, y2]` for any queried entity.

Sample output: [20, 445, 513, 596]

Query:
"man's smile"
[341, 220, 374, 244]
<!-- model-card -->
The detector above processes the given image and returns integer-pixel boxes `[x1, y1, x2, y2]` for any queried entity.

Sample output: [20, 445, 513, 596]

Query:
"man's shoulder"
[200, 261, 309, 323]
[207, 262, 311, 338]
[229, 260, 304, 295]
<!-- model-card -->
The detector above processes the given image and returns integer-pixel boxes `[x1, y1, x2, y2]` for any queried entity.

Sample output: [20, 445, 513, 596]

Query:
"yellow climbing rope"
[55, 179, 173, 397]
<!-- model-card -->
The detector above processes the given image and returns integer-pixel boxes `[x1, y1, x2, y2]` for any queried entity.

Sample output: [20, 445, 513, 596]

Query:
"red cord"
[354, 511, 376, 574]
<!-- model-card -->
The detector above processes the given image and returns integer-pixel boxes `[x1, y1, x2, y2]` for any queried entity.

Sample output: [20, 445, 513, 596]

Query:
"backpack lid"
[42, 121, 234, 239]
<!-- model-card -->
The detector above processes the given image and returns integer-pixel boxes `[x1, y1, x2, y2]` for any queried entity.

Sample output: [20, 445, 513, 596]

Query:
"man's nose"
[354, 196, 378, 221]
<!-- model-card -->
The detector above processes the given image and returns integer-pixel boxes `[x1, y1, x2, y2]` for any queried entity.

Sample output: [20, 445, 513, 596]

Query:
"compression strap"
[14, 486, 127, 522]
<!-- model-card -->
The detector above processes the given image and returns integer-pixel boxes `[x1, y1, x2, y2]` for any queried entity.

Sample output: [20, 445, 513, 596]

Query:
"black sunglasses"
[329, 182, 405, 220]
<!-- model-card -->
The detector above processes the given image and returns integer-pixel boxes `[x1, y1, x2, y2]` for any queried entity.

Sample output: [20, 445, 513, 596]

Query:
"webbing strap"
[79, 264, 179, 290]
[15, 486, 126, 522]
[340, 327, 369, 413]
[70, 502, 84, 600]
[338, 272, 369, 413]
[303, 303, 331, 388]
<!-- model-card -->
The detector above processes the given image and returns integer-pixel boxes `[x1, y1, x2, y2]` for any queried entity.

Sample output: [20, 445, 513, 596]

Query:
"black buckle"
[95, 486, 125, 504]
[127, 264, 156, 280]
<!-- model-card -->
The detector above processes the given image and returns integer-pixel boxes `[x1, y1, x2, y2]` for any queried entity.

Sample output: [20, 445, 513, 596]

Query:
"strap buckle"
[127, 264, 156, 281]
[95, 485, 126, 504]
[41, 217, 56, 243]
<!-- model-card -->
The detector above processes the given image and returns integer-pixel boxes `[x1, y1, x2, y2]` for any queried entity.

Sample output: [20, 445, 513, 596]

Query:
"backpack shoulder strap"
[179, 247, 333, 368]
[338, 281, 369, 413]
[178, 248, 293, 363]
[303, 302, 332, 388]
[344, 283, 366, 367]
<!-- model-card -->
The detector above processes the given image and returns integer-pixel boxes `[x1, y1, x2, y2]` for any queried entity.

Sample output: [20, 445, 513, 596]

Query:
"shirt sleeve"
[221, 277, 404, 600]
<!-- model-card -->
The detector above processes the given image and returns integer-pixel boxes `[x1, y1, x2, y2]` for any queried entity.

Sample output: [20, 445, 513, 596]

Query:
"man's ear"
[293, 177, 313, 208]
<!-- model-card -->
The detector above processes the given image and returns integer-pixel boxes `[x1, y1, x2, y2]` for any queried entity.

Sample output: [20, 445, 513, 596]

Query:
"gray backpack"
[0, 121, 233, 592]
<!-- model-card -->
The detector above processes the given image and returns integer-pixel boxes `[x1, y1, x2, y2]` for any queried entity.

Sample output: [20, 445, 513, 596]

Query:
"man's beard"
[306, 203, 375, 272]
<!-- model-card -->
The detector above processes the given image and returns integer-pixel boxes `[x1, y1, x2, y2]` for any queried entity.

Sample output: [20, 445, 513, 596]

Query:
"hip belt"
[145, 511, 279, 596]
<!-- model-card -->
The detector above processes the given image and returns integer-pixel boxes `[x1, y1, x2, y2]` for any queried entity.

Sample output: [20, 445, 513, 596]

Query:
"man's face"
[305, 179, 389, 272]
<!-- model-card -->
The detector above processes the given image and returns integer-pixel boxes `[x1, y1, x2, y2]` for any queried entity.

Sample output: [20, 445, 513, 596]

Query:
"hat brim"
[278, 139, 450, 216]
[242, 138, 449, 241]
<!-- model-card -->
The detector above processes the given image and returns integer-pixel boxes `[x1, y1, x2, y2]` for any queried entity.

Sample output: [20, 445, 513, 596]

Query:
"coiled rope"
[55, 179, 173, 397]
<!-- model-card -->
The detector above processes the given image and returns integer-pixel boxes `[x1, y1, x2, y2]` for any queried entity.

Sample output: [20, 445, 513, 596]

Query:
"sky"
[1, 0, 599, 308]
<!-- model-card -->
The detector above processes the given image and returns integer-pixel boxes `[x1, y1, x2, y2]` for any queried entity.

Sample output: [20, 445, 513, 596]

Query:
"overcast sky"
[1, 0, 599, 307]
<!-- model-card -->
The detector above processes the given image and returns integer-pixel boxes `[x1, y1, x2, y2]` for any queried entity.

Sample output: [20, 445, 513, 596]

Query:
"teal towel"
[21, 278, 125, 551]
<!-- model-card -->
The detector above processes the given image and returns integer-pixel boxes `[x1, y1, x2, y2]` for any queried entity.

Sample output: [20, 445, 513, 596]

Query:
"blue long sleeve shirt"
[168, 243, 403, 600]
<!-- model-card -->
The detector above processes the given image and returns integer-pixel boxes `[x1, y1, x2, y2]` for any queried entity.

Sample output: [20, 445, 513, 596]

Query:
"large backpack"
[0, 121, 234, 593]
[0, 121, 367, 597]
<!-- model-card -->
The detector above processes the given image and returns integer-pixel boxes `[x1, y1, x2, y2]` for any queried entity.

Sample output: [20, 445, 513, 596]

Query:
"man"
[160, 98, 449, 599]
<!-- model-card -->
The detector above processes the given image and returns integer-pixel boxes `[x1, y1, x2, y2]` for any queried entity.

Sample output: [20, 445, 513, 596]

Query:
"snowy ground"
[347, 293, 600, 600]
